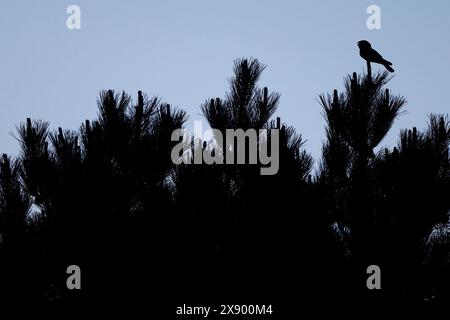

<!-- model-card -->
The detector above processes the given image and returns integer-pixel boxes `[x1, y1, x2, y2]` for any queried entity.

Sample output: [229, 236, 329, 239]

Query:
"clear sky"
[1, 0, 449, 164]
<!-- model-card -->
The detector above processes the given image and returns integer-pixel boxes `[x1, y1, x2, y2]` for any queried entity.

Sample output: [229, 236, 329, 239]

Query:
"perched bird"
[357, 40, 394, 72]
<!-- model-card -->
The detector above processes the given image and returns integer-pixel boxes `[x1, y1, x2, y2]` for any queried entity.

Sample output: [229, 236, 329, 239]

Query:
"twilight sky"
[1, 0, 449, 164]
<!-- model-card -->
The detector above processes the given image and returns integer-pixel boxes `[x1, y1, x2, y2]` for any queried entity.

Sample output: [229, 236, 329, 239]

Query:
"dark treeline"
[0, 58, 449, 311]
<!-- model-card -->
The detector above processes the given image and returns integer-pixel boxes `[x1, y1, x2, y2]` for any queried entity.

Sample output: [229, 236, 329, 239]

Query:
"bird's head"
[357, 40, 372, 49]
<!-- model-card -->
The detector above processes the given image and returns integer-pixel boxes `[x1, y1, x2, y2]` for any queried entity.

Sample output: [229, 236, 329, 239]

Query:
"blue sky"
[1, 0, 449, 163]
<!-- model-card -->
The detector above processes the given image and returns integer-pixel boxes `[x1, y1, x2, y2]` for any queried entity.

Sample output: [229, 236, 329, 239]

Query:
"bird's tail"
[383, 60, 394, 72]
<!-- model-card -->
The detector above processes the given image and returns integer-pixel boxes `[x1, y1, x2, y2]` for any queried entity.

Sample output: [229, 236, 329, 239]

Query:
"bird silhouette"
[358, 40, 394, 72]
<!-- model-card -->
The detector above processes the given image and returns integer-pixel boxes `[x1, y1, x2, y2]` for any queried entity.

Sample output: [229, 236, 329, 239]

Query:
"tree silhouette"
[171, 58, 314, 302]
[0, 59, 448, 311]
[373, 114, 450, 302]
[0, 153, 32, 301]
[318, 71, 407, 302]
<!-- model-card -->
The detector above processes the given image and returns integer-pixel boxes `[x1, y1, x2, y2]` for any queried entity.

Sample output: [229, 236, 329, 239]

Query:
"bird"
[357, 40, 394, 72]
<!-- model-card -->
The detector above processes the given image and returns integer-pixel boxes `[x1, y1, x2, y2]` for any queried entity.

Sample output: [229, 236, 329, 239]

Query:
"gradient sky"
[1, 0, 449, 164]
